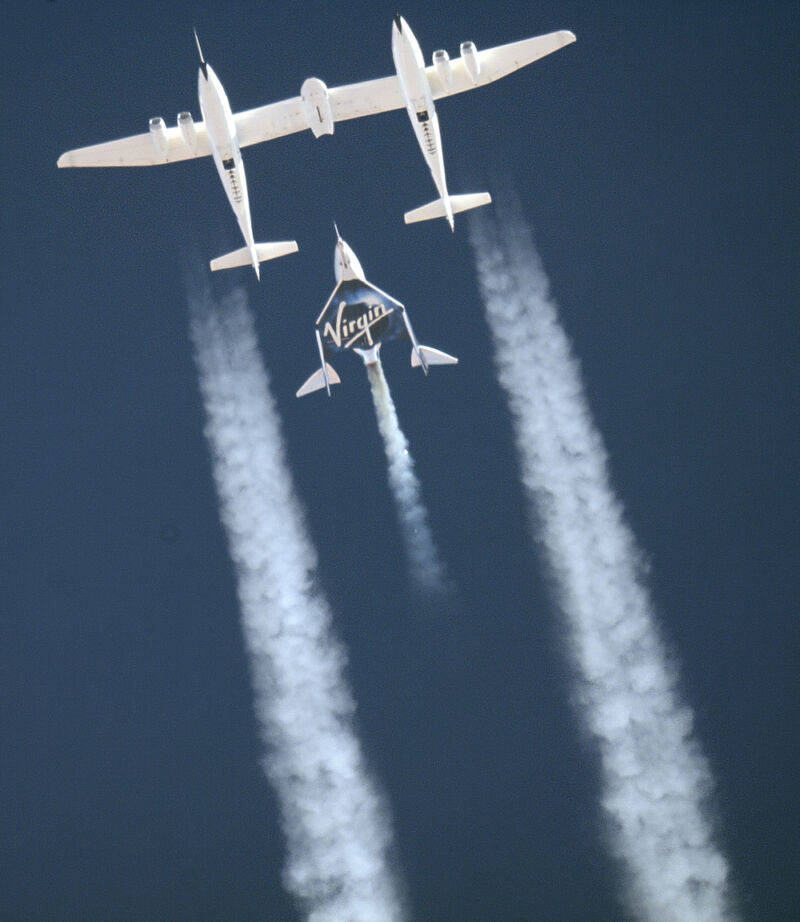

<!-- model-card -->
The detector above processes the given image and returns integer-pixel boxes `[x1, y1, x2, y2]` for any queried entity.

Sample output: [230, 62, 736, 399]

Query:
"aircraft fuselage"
[391, 16, 451, 226]
[197, 63, 257, 265]
[333, 236, 378, 363]
[334, 235, 366, 283]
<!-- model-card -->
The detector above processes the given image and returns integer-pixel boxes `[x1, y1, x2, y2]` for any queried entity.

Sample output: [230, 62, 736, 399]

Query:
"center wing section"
[328, 75, 406, 122]
[234, 76, 405, 147]
[316, 279, 408, 357]
[235, 96, 308, 147]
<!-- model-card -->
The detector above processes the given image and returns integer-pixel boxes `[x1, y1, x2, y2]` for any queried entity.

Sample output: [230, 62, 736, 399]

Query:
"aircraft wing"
[234, 29, 575, 144]
[234, 77, 405, 148]
[328, 75, 406, 122]
[235, 97, 309, 147]
[425, 30, 576, 100]
[263, 29, 575, 137]
[317, 278, 403, 325]
[316, 279, 407, 355]
[315, 29, 576, 126]
[57, 81, 402, 164]
[58, 122, 212, 167]
[58, 29, 575, 163]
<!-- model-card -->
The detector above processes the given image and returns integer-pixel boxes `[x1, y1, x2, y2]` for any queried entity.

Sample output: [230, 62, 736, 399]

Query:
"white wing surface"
[426, 30, 576, 100]
[315, 278, 403, 325]
[329, 75, 405, 122]
[58, 122, 211, 167]
[234, 29, 575, 146]
[235, 30, 574, 145]
[234, 97, 307, 147]
[233, 76, 405, 148]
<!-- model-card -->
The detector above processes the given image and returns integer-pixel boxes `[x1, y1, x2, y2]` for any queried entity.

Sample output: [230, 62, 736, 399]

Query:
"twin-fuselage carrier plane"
[297, 230, 457, 398]
[58, 18, 575, 276]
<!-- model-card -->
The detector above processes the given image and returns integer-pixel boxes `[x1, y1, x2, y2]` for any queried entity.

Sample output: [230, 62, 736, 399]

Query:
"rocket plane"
[297, 230, 458, 397]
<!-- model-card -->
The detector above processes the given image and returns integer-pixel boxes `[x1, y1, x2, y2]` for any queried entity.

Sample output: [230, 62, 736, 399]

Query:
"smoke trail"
[469, 211, 736, 921]
[366, 358, 449, 596]
[188, 282, 405, 922]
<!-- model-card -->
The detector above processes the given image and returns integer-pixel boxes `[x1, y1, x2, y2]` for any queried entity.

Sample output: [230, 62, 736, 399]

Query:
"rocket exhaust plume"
[366, 358, 449, 596]
[469, 210, 736, 921]
[188, 282, 405, 922]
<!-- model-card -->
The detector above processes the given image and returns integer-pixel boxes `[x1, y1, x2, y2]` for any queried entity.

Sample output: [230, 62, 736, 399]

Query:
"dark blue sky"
[2, 2, 798, 919]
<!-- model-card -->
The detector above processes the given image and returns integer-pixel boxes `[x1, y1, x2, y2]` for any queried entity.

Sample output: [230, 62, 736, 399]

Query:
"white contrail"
[188, 282, 405, 922]
[366, 358, 449, 596]
[469, 211, 736, 921]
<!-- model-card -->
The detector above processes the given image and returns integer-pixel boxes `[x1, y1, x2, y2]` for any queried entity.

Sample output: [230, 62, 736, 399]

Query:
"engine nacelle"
[460, 41, 480, 84]
[149, 116, 168, 156]
[301, 77, 334, 138]
[177, 111, 197, 152]
[432, 49, 452, 89]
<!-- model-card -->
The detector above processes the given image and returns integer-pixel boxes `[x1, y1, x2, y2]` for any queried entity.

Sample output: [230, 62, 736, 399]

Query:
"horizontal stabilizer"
[210, 241, 298, 272]
[296, 364, 341, 398]
[411, 346, 459, 368]
[404, 192, 491, 225]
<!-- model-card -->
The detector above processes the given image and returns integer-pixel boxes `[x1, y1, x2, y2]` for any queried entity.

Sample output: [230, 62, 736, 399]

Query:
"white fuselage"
[197, 64, 256, 257]
[334, 236, 366, 282]
[391, 16, 451, 223]
[334, 237, 381, 365]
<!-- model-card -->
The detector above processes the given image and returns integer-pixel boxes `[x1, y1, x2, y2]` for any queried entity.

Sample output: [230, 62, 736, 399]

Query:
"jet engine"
[432, 49, 453, 89]
[460, 41, 481, 83]
[177, 111, 197, 152]
[149, 117, 169, 156]
[301, 77, 334, 137]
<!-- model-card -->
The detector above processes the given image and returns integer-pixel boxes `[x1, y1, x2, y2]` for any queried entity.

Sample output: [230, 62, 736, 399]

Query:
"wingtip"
[57, 151, 78, 168]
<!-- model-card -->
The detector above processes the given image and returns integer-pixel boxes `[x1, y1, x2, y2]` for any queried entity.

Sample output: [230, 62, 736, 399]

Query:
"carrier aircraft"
[58, 18, 575, 266]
